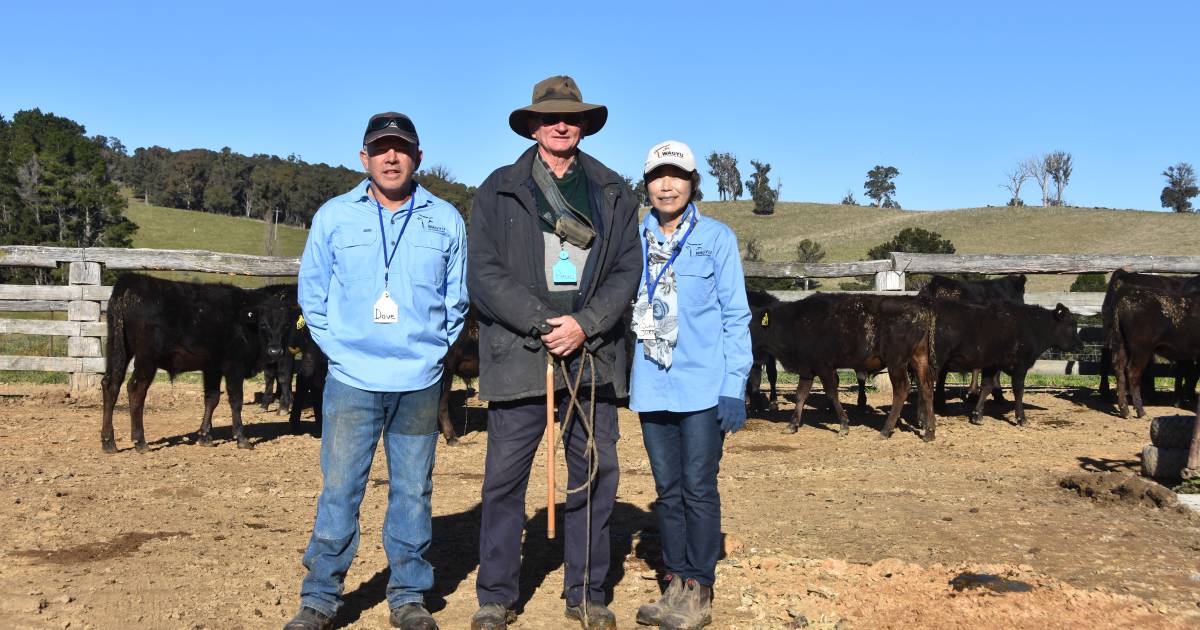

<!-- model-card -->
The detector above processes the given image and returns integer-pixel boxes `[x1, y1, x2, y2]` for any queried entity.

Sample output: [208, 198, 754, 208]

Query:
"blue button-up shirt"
[298, 179, 468, 392]
[629, 207, 752, 412]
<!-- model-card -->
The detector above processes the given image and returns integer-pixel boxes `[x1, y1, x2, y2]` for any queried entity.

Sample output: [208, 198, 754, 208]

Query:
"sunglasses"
[367, 116, 416, 134]
[537, 113, 584, 127]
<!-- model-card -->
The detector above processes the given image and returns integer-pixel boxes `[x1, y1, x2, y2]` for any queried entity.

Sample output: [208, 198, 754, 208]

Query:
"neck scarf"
[632, 206, 698, 369]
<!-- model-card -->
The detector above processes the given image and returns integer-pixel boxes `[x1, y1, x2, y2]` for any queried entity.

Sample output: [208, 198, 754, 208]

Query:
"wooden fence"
[2, 245, 1200, 389]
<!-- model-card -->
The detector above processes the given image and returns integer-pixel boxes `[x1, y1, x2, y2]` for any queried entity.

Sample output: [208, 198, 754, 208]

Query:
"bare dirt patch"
[1, 383, 1199, 629]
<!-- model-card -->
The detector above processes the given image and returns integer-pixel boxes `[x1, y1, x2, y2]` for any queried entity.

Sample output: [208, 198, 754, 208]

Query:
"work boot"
[389, 602, 437, 629]
[283, 606, 333, 630]
[636, 572, 684, 626]
[469, 603, 516, 630]
[660, 579, 712, 630]
[564, 601, 617, 629]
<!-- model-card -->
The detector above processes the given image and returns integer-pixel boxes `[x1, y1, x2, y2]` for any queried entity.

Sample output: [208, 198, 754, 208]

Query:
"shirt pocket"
[406, 232, 450, 288]
[332, 228, 379, 283]
[675, 255, 716, 307]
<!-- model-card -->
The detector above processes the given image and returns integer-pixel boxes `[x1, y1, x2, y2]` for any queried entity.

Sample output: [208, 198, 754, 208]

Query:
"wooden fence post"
[67, 261, 102, 391]
[873, 270, 905, 291]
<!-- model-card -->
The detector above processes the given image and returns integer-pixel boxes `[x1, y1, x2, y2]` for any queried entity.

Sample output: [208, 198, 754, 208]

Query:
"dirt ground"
[2, 382, 1200, 630]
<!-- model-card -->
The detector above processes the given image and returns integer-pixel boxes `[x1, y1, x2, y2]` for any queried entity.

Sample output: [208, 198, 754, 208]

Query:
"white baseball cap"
[643, 140, 696, 175]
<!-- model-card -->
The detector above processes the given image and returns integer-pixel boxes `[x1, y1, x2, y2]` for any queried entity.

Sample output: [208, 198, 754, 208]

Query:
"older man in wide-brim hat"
[466, 75, 642, 630]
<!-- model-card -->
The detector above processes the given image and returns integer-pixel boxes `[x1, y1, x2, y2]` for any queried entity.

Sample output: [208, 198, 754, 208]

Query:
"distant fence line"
[2, 245, 1200, 388]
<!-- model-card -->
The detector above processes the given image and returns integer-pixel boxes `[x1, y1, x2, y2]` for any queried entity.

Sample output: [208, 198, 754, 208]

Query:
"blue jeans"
[640, 407, 724, 586]
[299, 376, 440, 617]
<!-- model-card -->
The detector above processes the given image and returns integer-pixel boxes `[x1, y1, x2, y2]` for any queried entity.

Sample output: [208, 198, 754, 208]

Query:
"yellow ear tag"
[289, 346, 302, 359]
[761, 312, 769, 327]
[295, 314, 306, 330]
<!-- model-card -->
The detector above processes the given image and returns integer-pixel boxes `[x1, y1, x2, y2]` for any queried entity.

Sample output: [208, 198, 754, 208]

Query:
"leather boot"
[564, 601, 617, 630]
[469, 603, 516, 630]
[635, 572, 684, 626]
[660, 578, 712, 630]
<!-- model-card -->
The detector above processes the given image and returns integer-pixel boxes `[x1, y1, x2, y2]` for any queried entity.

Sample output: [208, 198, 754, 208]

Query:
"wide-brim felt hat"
[509, 75, 608, 138]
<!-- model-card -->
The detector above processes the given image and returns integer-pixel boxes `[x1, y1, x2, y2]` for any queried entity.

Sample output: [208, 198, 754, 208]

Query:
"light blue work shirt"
[629, 207, 752, 412]
[298, 179, 468, 392]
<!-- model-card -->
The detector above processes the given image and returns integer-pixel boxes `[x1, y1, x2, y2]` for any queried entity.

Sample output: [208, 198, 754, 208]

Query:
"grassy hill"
[700, 201, 1200, 291]
[121, 199, 1199, 292]
[123, 200, 309, 287]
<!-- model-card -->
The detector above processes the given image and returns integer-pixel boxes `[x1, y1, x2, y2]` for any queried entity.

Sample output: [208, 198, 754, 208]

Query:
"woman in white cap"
[629, 140, 752, 629]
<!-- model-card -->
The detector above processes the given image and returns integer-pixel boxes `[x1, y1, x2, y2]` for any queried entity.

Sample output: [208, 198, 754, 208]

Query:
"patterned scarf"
[632, 206, 698, 369]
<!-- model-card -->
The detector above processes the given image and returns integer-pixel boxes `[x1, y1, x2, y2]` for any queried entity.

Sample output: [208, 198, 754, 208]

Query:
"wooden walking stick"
[546, 353, 556, 539]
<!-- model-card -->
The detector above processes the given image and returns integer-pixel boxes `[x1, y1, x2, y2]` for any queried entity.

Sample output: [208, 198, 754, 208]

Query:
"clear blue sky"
[4, 1, 1198, 211]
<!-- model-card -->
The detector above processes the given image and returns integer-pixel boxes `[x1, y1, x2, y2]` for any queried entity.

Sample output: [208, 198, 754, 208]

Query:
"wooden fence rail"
[2, 246, 1199, 389]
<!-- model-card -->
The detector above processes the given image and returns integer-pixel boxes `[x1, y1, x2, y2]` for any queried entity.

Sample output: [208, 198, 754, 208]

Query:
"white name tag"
[635, 309, 656, 340]
[373, 290, 399, 324]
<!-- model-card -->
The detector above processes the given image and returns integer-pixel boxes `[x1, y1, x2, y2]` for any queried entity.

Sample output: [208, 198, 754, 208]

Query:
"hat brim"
[508, 101, 608, 138]
[363, 128, 419, 147]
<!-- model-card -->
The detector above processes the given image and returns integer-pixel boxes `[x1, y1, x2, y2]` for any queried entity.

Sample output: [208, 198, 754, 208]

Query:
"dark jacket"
[468, 145, 641, 401]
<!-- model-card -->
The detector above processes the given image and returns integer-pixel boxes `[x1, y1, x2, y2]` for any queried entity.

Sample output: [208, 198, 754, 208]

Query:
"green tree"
[619, 174, 647, 208]
[745, 160, 780, 215]
[1161, 162, 1198, 213]
[866, 227, 955, 260]
[743, 238, 763, 262]
[203, 147, 250, 215]
[127, 146, 169, 204]
[1045, 151, 1073, 206]
[795, 239, 825, 263]
[840, 189, 858, 206]
[0, 109, 136, 282]
[1070, 273, 1108, 292]
[864, 165, 900, 208]
[416, 165, 475, 223]
[867, 227, 956, 290]
[161, 149, 212, 210]
[795, 239, 826, 290]
[706, 151, 743, 201]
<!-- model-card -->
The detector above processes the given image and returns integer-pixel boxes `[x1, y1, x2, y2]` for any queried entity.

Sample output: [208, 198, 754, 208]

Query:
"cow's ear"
[1054, 303, 1068, 320]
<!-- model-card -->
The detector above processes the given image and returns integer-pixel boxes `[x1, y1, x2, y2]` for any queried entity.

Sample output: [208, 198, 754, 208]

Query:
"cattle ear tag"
[761, 312, 769, 327]
[295, 314, 306, 330]
[373, 290, 398, 324]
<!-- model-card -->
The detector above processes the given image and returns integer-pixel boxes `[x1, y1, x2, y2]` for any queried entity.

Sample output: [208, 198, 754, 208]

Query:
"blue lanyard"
[374, 188, 416, 289]
[643, 205, 697, 306]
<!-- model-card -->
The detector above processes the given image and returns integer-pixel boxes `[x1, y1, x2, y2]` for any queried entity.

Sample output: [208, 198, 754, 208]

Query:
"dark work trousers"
[475, 394, 620, 608]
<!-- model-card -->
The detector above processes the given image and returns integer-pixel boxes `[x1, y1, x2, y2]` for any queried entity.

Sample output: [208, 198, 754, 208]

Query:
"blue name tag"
[552, 250, 577, 284]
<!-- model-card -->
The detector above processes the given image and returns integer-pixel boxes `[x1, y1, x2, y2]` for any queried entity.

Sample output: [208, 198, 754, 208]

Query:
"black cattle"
[1100, 270, 1200, 407]
[1109, 279, 1200, 419]
[745, 290, 780, 412]
[919, 274, 1027, 304]
[100, 274, 294, 452]
[750, 294, 936, 440]
[918, 274, 1027, 401]
[931, 300, 1082, 426]
[257, 285, 300, 414]
[287, 314, 327, 435]
[438, 308, 480, 445]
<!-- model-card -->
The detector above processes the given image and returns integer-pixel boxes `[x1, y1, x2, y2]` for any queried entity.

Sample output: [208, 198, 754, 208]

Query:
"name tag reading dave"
[374, 290, 399, 324]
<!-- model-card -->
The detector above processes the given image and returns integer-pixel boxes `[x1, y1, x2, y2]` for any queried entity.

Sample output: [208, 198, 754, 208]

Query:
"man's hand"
[542, 315, 586, 357]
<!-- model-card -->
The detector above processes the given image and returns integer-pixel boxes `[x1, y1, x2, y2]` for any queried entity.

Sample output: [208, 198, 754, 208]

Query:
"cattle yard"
[2, 383, 1199, 629]
[2, 246, 1200, 629]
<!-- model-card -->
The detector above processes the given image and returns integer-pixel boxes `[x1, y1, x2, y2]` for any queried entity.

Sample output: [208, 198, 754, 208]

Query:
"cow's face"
[255, 297, 293, 361]
[1051, 303, 1083, 352]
